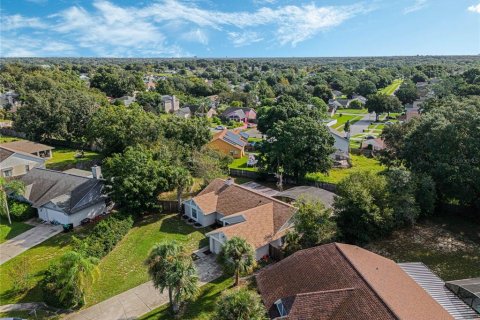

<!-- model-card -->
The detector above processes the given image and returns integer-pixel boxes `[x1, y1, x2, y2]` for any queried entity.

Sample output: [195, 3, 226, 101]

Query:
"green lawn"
[140, 276, 233, 320]
[367, 215, 480, 281]
[306, 155, 385, 184]
[338, 108, 368, 114]
[331, 114, 363, 130]
[228, 155, 258, 172]
[0, 221, 34, 244]
[378, 79, 403, 95]
[0, 309, 60, 320]
[0, 135, 22, 143]
[46, 147, 102, 171]
[86, 214, 208, 306]
[0, 214, 207, 307]
[247, 137, 263, 143]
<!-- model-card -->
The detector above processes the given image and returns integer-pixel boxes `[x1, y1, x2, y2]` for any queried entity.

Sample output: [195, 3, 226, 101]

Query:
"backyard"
[46, 147, 102, 171]
[228, 154, 258, 172]
[306, 154, 385, 184]
[0, 213, 208, 307]
[367, 215, 480, 281]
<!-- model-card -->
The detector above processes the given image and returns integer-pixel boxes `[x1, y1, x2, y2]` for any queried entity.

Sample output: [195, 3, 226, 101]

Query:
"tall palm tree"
[171, 167, 193, 213]
[222, 237, 256, 286]
[0, 177, 25, 225]
[146, 241, 199, 313]
[55, 251, 99, 307]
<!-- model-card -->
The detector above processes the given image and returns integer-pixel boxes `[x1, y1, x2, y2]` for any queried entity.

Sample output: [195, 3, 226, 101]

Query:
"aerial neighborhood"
[0, 2, 479, 318]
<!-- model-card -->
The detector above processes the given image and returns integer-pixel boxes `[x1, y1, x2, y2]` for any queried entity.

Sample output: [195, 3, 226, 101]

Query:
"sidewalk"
[64, 255, 222, 320]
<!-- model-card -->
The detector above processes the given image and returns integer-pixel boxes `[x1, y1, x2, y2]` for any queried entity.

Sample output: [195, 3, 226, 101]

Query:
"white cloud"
[1, 14, 46, 31]
[228, 31, 264, 47]
[181, 29, 209, 45]
[467, 3, 480, 13]
[404, 0, 428, 14]
[0, 36, 75, 57]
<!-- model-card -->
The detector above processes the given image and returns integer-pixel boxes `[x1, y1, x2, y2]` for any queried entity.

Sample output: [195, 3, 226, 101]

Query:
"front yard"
[46, 147, 102, 171]
[0, 213, 208, 307]
[306, 155, 385, 184]
[330, 114, 363, 131]
[0, 221, 34, 244]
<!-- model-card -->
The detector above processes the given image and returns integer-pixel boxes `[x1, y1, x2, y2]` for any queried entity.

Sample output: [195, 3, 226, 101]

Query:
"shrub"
[73, 215, 133, 259]
[8, 199, 36, 221]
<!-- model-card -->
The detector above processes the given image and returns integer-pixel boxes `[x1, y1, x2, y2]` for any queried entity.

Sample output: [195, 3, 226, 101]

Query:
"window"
[2, 169, 12, 177]
[192, 208, 197, 219]
[274, 299, 287, 317]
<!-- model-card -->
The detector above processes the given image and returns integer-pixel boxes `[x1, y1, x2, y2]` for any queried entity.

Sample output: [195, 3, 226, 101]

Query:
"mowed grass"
[228, 155, 258, 172]
[306, 155, 385, 184]
[0, 214, 207, 307]
[46, 147, 102, 171]
[338, 108, 368, 114]
[0, 309, 60, 320]
[85, 214, 208, 306]
[0, 221, 34, 244]
[367, 215, 480, 281]
[331, 114, 363, 130]
[0, 135, 22, 143]
[378, 79, 403, 95]
[139, 276, 233, 320]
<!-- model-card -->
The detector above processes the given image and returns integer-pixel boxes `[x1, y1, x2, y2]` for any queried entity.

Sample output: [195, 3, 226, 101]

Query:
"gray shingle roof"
[19, 168, 105, 214]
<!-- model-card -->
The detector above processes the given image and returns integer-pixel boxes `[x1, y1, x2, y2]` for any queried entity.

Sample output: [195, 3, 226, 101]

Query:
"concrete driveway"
[349, 112, 376, 136]
[0, 223, 62, 264]
[64, 254, 222, 320]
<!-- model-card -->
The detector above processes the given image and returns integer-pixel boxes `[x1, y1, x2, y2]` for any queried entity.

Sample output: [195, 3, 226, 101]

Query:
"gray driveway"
[64, 255, 222, 320]
[348, 112, 376, 136]
[0, 223, 62, 265]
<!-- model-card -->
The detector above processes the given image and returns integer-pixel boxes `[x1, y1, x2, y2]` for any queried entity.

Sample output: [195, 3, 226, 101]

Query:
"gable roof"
[0, 147, 14, 162]
[0, 145, 44, 163]
[211, 130, 246, 149]
[256, 243, 453, 320]
[19, 168, 105, 214]
[197, 179, 295, 248]
[0, 140, 54, 154]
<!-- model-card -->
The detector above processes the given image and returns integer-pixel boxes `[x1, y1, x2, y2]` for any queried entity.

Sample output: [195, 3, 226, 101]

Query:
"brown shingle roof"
[0, 147, 14, 162]
[256, 243, 453, 320]
[0, 140, 53, 154]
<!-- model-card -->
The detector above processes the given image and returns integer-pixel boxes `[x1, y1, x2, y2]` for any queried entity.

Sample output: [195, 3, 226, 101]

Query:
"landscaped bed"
[0, 213, 208, 307]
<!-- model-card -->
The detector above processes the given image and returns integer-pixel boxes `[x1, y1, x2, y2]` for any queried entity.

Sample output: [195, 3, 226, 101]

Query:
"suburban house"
[0, 146, 46, 178]
[17, 166, 107, 227]
[352, 94, 367, 105]
[328, 99, 342, 115]
[361, 137, 386, 151]
[256, 243, 462, 320]
[332, 90, 343, 97]
[162, 95, 180, 113]
[207, 129, 246, 159]
[0, 140, 54, 159]
[174, 106, 192, 118]
[221, 107, 257, 123]
[183, 178, 296, 260]
[274, 186, 335, 209]
[328, 128, 350, 162]
[0, 91, 20, 111]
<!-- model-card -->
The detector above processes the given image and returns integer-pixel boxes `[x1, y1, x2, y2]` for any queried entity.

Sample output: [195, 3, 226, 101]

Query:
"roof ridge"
[232, 182, 295, 209]
[32, 168, 91, 180]
[293, 287, 356, 298]
[0, 145, 44, 160]
[334, 243, 399, 319]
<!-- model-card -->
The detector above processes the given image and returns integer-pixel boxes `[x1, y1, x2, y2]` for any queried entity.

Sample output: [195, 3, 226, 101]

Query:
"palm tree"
[0, 177, 25, 225]
[55, 251, 99, 307]
[221, 237, 256, 286]
[146, 241, 199, 313]
[214, 287, 267, 320]
[171, 167, 193, 213]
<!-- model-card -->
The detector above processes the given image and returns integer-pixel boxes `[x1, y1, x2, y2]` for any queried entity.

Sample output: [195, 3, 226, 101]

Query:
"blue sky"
[1, 0, 479, 57]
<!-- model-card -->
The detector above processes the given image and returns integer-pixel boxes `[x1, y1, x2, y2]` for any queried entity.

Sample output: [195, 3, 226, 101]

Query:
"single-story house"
[221, 108, 247, 123]
[0, 140, 54, 159]
[0, 146, 46, 178]
[17, 166, 107, 227]
[183, 178, 296, 260]
[162, 95, 180, 113]
[361, 138, 385, 151]
[274, 186, 335, 209]
[207, 129, 246, 159]
[336, 98, 350, 108]
[352, 94, 367, 105]
[332, 90, 343, 97]
[256, 243, 455, 319]
[174, 106, 192, 119]
[328, 128, 349, 160]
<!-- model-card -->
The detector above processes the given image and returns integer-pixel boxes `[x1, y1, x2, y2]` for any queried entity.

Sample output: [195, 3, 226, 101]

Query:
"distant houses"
[221, 107, 257, 123]
[162, 95, 180, 113]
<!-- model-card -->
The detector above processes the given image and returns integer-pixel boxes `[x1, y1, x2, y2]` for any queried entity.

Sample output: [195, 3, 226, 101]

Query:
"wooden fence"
[158, 200, 181, 213]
